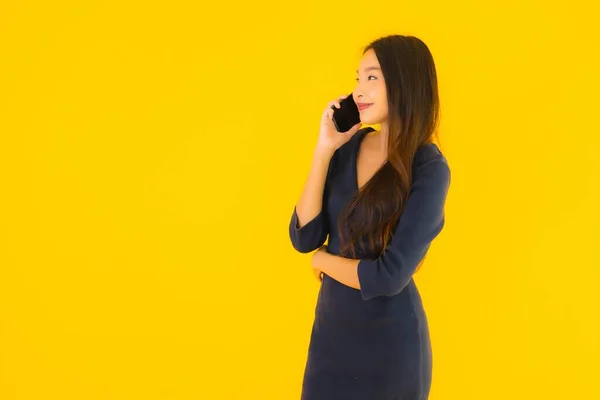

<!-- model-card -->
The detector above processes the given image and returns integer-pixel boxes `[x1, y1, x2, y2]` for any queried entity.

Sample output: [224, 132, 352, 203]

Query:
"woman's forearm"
[294, 147, 334, 228]
[314, 251, 361, 290]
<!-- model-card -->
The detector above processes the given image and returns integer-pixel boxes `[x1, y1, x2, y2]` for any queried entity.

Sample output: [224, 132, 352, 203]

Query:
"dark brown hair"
[337, 34, 441, 273]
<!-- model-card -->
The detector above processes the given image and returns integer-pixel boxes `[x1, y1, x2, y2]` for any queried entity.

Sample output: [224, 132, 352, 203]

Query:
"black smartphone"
[332, 93, 361, 132]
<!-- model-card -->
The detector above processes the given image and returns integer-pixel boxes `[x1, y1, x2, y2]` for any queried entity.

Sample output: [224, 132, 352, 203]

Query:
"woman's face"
[353, 49, 388, 125]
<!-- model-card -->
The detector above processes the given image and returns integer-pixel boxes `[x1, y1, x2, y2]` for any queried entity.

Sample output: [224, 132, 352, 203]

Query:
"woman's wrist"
[314, 144, 335, 160]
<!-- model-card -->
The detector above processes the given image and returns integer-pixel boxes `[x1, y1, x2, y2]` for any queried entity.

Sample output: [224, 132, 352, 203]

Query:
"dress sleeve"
[357, 160, 451, 300]
[289, 204, 329, 253]
[288, 152, 336, 254]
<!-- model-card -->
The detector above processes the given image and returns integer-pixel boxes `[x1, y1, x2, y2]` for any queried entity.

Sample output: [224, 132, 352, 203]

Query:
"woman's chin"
[358, 116, 379, 125]
[359, 109, 386, 125]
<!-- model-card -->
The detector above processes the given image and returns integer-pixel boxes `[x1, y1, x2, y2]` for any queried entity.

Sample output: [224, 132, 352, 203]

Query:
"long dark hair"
[337, 35, 441, 272]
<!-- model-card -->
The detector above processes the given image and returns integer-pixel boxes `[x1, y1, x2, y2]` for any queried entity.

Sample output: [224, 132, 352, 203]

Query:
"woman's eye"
[355, 76, 376, 81]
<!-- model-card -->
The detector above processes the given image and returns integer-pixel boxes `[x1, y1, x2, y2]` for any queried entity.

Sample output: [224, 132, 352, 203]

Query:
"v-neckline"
[353, 127, 387, 192]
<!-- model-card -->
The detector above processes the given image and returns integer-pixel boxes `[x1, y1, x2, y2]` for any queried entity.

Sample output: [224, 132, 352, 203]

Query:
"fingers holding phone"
[318, 94, 362, 153]
[321, 94, 347, 124]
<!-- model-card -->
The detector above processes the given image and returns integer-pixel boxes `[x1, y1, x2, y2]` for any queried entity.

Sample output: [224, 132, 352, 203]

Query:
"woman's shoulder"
[414, 142, 448, 167]
[413, 143, 450, 185]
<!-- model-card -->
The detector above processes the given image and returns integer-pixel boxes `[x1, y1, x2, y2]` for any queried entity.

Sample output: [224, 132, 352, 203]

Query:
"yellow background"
[1, 1, 598, 399]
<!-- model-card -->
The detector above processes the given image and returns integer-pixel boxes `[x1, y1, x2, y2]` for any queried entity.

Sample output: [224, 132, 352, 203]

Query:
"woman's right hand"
[316, 94, 363, 154]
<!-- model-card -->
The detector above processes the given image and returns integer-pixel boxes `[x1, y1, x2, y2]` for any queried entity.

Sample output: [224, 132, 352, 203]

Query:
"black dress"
[289, 127, 451, 400]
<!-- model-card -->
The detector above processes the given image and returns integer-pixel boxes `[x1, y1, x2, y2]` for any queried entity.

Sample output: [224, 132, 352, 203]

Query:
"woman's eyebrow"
[356, 66, 381, 73]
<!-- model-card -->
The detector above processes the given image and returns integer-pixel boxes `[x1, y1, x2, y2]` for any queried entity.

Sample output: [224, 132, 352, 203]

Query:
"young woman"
[289, 35, 451, 400]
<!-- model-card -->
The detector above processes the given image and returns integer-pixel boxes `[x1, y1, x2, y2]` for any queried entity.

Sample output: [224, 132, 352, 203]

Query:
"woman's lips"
[358, 103, 373, 111]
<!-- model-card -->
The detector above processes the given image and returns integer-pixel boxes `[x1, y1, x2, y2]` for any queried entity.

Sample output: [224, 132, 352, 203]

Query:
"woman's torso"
[316, 127, 434, 327]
